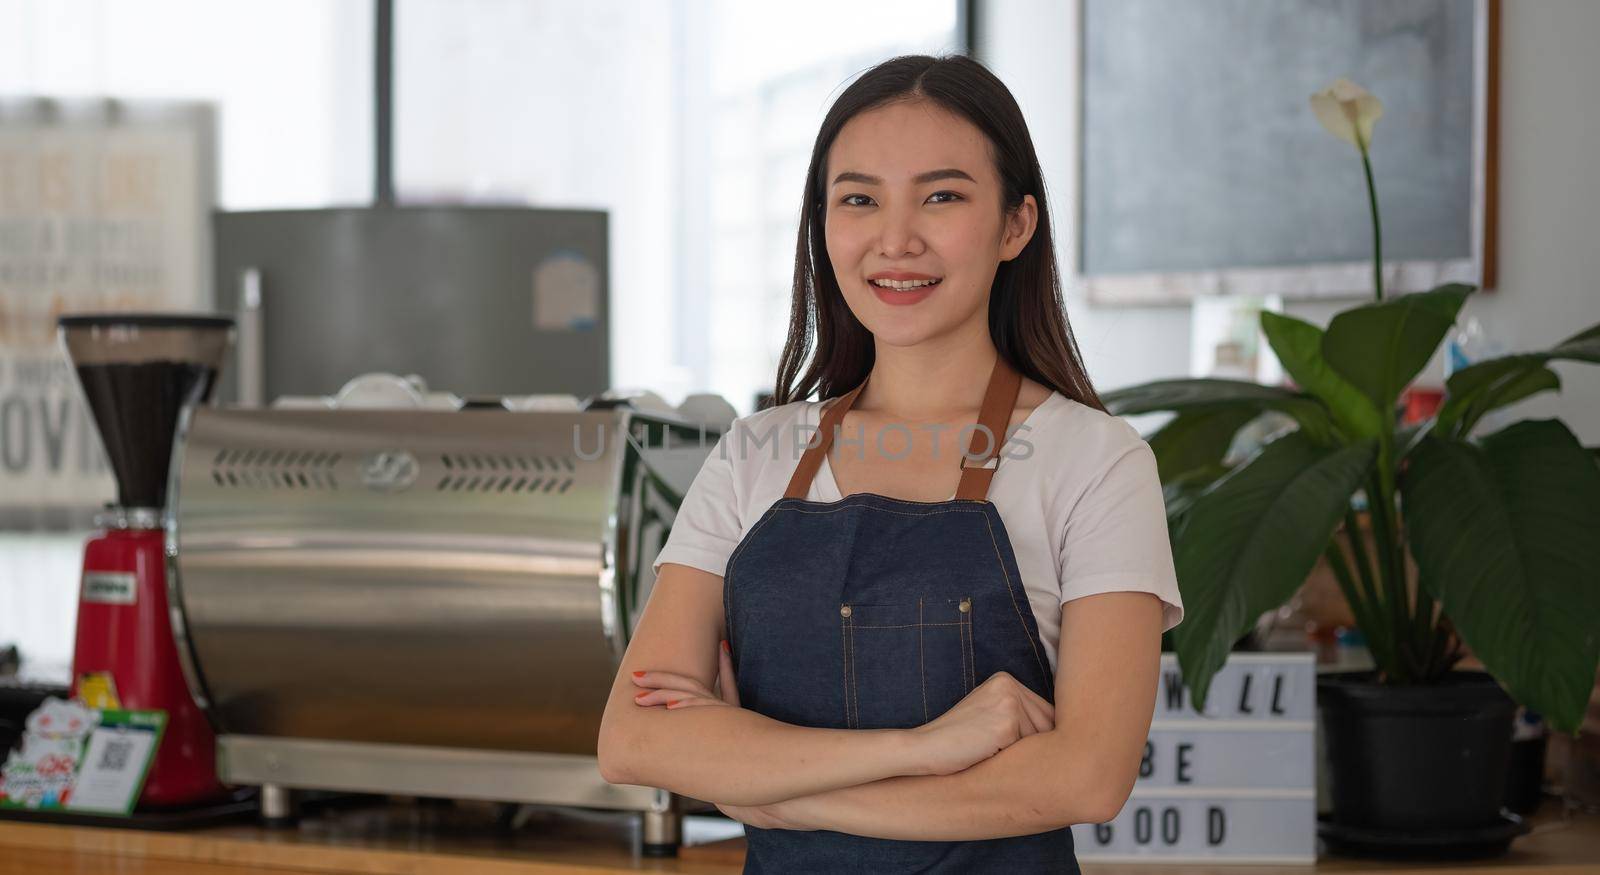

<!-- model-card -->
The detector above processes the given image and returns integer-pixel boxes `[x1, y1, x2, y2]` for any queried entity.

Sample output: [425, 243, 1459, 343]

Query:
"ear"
[999, 194, 1038, 262]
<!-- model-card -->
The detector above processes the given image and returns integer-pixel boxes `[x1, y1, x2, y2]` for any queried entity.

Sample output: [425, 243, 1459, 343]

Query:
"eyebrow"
[830, 168, 976, 186]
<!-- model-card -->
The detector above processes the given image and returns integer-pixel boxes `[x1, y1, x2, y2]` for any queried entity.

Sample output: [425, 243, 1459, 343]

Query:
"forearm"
[600, 706, 924, 806]
[772, 729, 1112, 841]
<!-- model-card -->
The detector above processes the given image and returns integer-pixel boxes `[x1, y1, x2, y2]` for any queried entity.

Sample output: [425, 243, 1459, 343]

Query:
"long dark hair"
[771, 54, 1104, 412]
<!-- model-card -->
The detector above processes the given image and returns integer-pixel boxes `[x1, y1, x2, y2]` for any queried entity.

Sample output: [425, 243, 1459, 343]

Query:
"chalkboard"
[1074, 0, 1496, 304]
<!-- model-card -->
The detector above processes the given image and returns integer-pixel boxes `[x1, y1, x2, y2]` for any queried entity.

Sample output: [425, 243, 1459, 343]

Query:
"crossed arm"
[595, 562, 1164, 841]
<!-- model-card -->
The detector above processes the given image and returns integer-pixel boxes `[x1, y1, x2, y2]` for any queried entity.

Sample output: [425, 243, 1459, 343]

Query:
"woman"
[597, 54, 1183, 873]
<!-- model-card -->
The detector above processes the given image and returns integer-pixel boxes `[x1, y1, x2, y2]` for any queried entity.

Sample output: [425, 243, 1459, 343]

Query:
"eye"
[928, 191, 963, 204]
[840, 193, 874, 207]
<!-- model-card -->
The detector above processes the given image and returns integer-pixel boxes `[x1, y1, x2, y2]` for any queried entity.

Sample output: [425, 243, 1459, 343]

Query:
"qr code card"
[63, 724, 159, 814]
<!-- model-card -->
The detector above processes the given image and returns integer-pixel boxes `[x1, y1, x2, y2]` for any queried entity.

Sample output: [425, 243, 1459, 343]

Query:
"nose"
[875, 199, 925, 259]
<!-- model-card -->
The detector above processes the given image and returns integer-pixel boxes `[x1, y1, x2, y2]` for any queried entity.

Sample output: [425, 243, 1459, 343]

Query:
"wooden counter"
[0, 796, 1595, 874]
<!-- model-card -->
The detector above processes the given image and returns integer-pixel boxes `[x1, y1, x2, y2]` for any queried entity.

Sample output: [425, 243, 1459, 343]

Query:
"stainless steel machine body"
[165, 402, 717, 832]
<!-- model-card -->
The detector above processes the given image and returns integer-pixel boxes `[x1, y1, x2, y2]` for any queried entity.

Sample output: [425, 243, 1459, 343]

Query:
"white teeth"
[870, 278, 941, 290]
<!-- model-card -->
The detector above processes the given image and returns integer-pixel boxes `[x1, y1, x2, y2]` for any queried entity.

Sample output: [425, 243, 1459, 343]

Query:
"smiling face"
[823, 98, 1036, 348]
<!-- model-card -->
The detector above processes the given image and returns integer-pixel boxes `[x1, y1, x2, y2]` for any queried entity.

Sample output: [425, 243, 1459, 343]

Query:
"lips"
[868, 277, 940, 306]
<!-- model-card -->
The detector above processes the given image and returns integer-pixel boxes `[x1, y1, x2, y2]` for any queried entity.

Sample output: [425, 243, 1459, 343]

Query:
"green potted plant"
[1104, 78, 1600, 851]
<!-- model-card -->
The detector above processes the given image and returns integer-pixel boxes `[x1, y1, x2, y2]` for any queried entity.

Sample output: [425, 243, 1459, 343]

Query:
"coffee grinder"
[58, 313, 234, 807]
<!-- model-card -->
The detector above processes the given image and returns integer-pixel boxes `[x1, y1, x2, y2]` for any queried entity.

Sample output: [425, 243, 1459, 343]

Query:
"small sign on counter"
[0, 696, 166, 816]
[1070, 653, 1317, 864]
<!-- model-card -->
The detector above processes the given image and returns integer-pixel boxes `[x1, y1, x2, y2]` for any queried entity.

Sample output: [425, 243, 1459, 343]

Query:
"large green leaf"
[1261, 311, 1383, 440]
[1480, 366, 1562, 413]
[1404, 420, 1600, 734]
[1435, 322, 1600, 435]
[1322, 283, 1473, 412]
[1148, 407, 1261, 483]
[1102, 379, 1336, 445]
[1170, 433, 1378, 708]
[1162, 463, 1231, 527]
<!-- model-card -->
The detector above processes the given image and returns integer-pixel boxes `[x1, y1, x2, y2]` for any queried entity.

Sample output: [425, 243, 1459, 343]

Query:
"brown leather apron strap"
[783, 355, 1022, 502]
[783, 376, 870, 499]
[954, 355, 1022, 501]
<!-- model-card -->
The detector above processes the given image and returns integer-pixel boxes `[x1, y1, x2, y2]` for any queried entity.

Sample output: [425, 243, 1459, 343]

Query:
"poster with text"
[0, 99, 215, 529]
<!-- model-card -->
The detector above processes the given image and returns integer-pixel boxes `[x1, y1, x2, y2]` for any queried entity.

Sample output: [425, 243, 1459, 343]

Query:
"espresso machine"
[59, 313, 235, 808]
[161, 381, 723, 852]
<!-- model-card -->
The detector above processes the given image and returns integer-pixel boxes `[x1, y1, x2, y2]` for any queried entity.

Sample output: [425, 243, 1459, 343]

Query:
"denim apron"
[723, 355, 1080, 873]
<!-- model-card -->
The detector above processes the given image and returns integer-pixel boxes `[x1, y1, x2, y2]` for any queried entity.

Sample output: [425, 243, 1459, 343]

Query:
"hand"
[630, 639, 740, 710]
[908, 671, 1055, 776]
[630, 647, 814, 831]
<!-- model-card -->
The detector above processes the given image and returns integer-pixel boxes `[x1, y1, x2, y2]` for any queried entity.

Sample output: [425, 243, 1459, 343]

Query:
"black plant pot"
[1318, 670, 1515, 832]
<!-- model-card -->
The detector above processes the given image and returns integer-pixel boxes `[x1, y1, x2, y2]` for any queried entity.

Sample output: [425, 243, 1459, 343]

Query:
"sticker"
[81, 572, 137, 605]
[0, 698, 99, 809]
[533, 251, 600, 332]
[0, 697, 167, 816]
[77, 672, 122, 710]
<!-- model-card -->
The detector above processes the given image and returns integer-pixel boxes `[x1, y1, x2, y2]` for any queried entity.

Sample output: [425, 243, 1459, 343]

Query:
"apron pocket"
[841, 596, 973, 729]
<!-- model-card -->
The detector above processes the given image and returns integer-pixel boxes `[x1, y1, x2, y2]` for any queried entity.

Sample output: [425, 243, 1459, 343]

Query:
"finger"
[1019, 685, 1057, 731]
[988, 674, 1054, 733]
[998, 684, 1049, 732]
[631, 670, 715, 698]
[972, 675, 1037, 723]
[1018, 693, 1054, 733]
[717, 640, 740, 707]
[665, 696, 723, 709]
[630, 671, 713, 697]
[633, 687, 699, 706]
[1012, 700, 1043, 738]
[992, 685, 1047, 736]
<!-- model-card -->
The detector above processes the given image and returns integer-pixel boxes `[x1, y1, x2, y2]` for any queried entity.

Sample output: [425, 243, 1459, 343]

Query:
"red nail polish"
[632, 671, 645, 678]
[721, 640, 730, 653]
[667, 699, 681, 707]
[635, 691, 648, 699]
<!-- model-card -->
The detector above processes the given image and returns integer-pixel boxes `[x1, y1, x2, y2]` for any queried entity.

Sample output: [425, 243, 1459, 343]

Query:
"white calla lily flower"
[1310, 78, 1384, 150]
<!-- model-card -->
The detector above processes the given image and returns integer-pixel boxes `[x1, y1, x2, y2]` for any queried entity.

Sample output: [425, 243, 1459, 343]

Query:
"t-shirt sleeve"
[1057, 438, 1185, 633]
[652, 430, 743, 578]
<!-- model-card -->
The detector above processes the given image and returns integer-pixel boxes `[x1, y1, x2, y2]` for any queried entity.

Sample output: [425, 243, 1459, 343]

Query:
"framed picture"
[1069, 0, 1500, 305]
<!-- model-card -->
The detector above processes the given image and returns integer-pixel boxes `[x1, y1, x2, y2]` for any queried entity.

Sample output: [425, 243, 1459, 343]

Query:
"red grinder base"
[70, 525, 226, 808]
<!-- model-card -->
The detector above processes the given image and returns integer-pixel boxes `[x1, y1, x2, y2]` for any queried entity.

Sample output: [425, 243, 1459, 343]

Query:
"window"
[0, 0, 373, 209]
[396, 0, 962, 413]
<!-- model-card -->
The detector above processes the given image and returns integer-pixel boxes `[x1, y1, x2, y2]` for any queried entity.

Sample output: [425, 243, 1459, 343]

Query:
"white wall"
[1450, 0, 1600, 441]
[982, 0, 1600, 443]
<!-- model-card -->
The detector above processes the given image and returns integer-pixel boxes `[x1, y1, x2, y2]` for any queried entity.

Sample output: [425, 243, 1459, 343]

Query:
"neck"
[858, 320, 998, 420]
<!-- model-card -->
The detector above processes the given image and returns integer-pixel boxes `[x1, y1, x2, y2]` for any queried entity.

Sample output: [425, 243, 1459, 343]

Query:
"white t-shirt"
[652, 390, 1184, 674]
